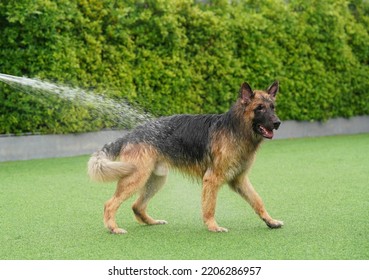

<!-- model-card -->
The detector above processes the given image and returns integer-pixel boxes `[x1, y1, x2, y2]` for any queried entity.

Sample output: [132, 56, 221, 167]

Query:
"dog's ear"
[239, 82, 254, 105]
[267, 81, 279, 98]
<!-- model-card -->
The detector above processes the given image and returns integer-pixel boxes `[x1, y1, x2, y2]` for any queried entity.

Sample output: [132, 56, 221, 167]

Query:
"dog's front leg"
[202, 169, 228, 232]
[230, 174, 283, 229]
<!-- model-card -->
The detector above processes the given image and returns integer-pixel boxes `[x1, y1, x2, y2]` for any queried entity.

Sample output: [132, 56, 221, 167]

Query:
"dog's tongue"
[260, 125, 274, 139]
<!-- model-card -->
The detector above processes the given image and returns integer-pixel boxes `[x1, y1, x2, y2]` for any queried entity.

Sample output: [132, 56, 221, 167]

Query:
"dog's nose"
[273, 120, 281, 130]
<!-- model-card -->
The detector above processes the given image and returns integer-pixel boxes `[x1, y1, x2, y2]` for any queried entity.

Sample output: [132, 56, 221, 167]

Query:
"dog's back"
[131, 114, 222, 170]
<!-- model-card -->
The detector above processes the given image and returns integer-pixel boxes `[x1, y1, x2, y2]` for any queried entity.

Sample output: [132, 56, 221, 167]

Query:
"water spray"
[0, 73, 151, 129]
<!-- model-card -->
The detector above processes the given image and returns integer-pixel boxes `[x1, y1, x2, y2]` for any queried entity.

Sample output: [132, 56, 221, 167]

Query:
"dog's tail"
[87, 137, 136, 183]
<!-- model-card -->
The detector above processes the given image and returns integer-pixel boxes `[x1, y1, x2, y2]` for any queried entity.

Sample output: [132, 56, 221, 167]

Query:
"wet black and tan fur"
[88, 81, 284, 234]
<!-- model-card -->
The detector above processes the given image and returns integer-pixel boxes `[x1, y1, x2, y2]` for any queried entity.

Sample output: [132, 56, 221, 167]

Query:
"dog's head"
[239, 81, 281, 139]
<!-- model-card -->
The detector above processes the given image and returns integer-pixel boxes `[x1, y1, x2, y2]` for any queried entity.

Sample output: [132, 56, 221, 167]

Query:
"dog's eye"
[270, 104, 275, 110]
[256, 105, 264, 111]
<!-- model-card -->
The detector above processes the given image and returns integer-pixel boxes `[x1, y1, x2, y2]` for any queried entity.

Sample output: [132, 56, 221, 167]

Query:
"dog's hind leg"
[104, 166, 153, 234]
[229, 174, 284, 229]
[132, 162, 169, 226]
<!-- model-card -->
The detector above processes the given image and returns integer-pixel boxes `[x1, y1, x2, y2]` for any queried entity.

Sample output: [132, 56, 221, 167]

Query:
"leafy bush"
[0, 0, 368, 134]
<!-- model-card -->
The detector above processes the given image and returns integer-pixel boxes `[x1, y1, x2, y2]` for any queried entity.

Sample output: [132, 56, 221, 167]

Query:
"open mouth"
[258, 125, 274, 139]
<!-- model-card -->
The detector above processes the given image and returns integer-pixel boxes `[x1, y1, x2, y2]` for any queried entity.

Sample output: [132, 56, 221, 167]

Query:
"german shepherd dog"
[88, 81, 283, 233]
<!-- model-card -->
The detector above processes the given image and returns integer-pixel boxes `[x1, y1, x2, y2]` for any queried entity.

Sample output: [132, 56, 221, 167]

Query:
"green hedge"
[1, 0, 369, 134]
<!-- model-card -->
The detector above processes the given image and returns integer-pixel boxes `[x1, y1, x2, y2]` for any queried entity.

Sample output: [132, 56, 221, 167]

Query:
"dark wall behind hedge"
[1, 0, 368, 134]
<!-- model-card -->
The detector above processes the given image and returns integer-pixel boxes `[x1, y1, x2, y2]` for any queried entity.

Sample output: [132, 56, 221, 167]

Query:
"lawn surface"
[0, 134, 368, 260]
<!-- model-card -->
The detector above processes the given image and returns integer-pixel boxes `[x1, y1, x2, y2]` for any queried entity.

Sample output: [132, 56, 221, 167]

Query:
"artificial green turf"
[0, 134, 368, 260]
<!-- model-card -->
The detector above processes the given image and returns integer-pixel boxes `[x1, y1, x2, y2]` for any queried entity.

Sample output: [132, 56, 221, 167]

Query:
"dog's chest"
[225, 151, 256, 181]
[211, 137, 257, 181]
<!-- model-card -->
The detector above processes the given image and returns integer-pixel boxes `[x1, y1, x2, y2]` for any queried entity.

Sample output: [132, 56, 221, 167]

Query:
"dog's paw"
[208, 226, 229, 233]
[154, 220, 168, 225]
[265, 219, 284, 229]
[110, 228, 128, 234]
